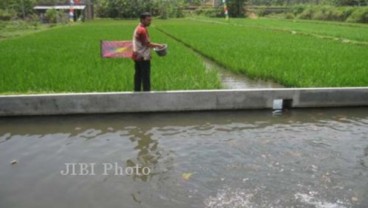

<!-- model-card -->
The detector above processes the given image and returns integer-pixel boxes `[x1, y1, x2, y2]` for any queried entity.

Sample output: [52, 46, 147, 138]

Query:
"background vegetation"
[253, 5, 368, 23]
[0, 0, 367, 21]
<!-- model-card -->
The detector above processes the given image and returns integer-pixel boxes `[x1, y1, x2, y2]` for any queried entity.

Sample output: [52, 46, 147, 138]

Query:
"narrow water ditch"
[156, 27, 284, 89]
[200, 53, 284, 89]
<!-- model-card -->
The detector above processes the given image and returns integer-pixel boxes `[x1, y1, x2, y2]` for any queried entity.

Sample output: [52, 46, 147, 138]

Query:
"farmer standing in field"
[132, 12, 165, 92]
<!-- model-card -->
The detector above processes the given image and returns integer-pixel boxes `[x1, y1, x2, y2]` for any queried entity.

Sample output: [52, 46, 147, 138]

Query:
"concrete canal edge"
[0, 88, 367, 116]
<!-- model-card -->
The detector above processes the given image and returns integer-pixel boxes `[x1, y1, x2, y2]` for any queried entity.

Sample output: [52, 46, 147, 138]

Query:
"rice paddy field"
[158, 18, 368, 87]
[192, 17, 368, 42]
[0, 17, 368, 93]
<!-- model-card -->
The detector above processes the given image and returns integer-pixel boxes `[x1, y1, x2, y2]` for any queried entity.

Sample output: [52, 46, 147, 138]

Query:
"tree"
[2, 0, 36, 18]
[94, 0, 185, 19]
[227, 0, 247, 17]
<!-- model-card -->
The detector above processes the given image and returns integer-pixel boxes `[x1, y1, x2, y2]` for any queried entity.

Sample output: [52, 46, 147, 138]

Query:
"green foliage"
[42, 9, 68, 24]
[285, 12, 295, 18]
[3, 0, 36, 18]
[309, 6, 368, 22]
[298, 6, 315, 19]
[333, 0, 367, 6]
[0, 9, 16, 20]
[194, 7, 223, 17]
[45, 8, 57, 23]
[253, 6, 289, 17]
[291, 5, 306, 15]
[256, 8, 268, 16]
[1, 19, 29, 31]
[27, 13, 40, 29]
[157, 0, 185, 19]
[0, 18, 50, 40]
[261, 5, 368, 23]
[95, 0, 185, 19]
[310, 6, 345, 21]
[227, 0, 247, 17]
[346, 7, 368, 23]
[249, 0, 366, 6]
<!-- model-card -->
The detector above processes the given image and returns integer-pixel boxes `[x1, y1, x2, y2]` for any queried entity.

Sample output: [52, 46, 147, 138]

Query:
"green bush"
[256, 8, 268, 17]
[338, 7, 354, 20]
[346, 7, 368, 23]
[285, 12, 295, 19]
[329, 8, 345, 21]
[298, 7, 315, 19]
[175, 8, 185, 18]
[0, 9, 16, 21]
[26, 14, 40, 29]
[291, 5, 306, 16]
[194, 7, 223, 17]
[56, 11, 69, 24]
[4, 20, 30, 31]
[311, 6, 344, 21]
[312, 9, 325, 20]
[0, 20, 5, 27]
[45, 9, 57, 23]
[296, 6, 349, 22]
[249, 5, 368, 24]
[204, 8, 223, 17]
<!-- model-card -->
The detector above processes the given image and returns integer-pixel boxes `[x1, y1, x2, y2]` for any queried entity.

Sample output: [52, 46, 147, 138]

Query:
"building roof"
[34, 5, 86, 10]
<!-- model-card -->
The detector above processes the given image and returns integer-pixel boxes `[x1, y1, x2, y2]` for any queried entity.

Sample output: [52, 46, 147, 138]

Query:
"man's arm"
[137, 27, 164, 49]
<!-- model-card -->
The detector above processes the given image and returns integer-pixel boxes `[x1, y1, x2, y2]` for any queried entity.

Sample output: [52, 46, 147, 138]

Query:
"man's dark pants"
[134, 60, 151, 91]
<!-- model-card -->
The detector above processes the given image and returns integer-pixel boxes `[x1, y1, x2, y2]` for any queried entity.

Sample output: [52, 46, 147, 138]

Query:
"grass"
[157, 19, 368, 87]
[0, 20, 221, 93]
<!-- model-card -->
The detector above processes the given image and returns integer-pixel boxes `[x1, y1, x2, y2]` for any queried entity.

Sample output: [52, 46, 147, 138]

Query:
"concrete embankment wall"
[0, 88, 367, 116]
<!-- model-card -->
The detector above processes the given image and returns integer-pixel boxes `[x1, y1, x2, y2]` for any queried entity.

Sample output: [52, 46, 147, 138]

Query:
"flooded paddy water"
[0, 108, 368, 208]
[202, 56, 284, 89]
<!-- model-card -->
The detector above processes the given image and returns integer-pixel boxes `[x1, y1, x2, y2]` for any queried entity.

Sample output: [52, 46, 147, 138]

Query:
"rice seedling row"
[157, 19, 368, 87]
[191, 17, 368, 43]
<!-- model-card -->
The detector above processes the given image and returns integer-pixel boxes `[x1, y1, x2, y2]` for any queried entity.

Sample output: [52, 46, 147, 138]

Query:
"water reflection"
[126, 127, 160, 182]
[359, 145, 368, 169]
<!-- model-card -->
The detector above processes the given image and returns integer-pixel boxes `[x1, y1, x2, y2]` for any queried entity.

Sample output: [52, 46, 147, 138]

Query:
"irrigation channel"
[1, 108, 368, 208]
[201, 55, 284, 89]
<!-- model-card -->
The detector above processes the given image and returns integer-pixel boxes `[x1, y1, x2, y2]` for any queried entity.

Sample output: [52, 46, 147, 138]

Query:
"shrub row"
[257, 5, 368, 23]
[186, 7, 224, 18]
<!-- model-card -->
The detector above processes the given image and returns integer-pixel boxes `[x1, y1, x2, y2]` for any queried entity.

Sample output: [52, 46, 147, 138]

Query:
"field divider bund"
[0, 88, 367, 116]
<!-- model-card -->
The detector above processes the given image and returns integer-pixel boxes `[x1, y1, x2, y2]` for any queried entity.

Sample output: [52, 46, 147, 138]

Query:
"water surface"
[0, 108, 367, 208]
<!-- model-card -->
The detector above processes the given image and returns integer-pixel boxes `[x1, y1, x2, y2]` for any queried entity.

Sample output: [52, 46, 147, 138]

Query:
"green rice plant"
[191, 17, 368, 43]
[149, 28, 221, 90]
[157, 19, 368, 87]
[0, 20, 220, 94]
